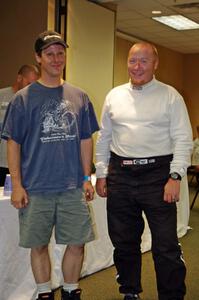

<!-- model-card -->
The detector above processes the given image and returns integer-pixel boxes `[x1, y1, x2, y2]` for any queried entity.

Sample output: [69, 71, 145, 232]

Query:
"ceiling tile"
[114, 0, 199, 53]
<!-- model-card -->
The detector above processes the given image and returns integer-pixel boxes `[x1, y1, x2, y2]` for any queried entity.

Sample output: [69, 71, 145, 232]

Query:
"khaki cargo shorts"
[18, 189, 95, 248]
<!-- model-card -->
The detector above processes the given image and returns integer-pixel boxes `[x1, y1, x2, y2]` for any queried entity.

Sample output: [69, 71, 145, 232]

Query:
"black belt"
[110, 151, 172, 166]
[122, 158, 155, 165]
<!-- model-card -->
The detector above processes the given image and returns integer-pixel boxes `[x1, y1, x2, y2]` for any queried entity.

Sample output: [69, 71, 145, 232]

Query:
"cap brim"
[42, 40, 69, 50]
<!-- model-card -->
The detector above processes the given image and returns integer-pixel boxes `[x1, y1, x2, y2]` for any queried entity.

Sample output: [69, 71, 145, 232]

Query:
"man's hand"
[96, 178, 107, 197]
[11, 186, 29, 209]
[164, 178, 180, 203]
[83, 181, 95, 201]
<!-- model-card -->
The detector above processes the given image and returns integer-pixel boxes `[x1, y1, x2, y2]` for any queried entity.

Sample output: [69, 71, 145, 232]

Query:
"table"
[0, 176, 190, 300]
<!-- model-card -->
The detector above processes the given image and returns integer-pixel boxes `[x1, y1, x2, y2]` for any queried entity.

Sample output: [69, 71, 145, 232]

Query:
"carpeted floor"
[55, 181, 199, 300]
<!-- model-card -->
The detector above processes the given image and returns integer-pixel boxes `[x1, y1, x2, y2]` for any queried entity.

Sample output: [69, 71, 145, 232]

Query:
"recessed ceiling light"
[152, 14, 199, 30]
[152, 10, 162, 14]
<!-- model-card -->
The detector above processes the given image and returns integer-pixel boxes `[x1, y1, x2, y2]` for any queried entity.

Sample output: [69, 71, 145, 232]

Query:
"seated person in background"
[192, 125, 199, 171]
[0, 64, 40, 186]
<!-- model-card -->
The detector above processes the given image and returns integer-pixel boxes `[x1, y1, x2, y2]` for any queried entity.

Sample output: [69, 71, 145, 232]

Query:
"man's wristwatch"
[169, 172, 182, 181]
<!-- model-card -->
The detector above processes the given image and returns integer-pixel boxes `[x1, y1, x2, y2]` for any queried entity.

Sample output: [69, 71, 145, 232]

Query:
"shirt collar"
[130, 77, 156, 91]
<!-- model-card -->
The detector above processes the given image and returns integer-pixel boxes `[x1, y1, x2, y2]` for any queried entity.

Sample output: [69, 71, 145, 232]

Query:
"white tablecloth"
[0, 176, 190, 300]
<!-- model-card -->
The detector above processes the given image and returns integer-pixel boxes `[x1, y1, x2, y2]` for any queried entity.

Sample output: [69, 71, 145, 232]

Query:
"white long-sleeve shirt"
[96, 78, 193, 178]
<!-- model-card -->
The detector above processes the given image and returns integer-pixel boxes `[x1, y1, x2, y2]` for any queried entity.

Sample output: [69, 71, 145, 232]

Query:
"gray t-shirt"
[2, 81, 99, 192]
[0, 86, 14, 168]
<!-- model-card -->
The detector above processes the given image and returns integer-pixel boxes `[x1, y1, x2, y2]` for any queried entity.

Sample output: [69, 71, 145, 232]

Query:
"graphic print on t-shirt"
[40, 98, 78, 143]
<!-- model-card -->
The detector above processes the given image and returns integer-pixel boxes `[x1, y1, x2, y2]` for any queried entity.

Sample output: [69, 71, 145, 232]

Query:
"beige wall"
[114, 37, 132, 87]
[0, 0, 48, 88]
[66, 0, 115, 121]
[155, 45, 184, 94]
[48, 0, 55, 30]
[66, 0, 115, 152]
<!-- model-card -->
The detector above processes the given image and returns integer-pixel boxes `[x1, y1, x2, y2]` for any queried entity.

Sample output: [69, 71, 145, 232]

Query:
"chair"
[190, 170, 199, 210]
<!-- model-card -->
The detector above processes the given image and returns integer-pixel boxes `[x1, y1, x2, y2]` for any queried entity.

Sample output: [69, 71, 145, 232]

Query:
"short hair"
[129, 42, 159, 60]
[17, 64, 40, 77]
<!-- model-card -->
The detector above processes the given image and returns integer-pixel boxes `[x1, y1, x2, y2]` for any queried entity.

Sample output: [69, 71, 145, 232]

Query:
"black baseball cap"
[34, 30, 68, 53]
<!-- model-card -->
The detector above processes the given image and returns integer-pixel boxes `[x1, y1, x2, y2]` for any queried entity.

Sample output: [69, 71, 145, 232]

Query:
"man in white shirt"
[96, 42, 193, 300]
[0, 64, 40, 186]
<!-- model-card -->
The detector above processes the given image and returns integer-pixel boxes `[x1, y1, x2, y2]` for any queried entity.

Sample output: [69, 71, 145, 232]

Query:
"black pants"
[107, 152, 186, 300]
[0, 167, 9, 186]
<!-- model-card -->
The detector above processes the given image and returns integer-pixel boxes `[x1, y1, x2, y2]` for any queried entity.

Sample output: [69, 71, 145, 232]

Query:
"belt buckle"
[133, 159, 148, 165]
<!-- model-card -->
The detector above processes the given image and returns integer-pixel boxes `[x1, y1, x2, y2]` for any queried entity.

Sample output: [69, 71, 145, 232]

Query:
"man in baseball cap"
[2, 29, 99, 300]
